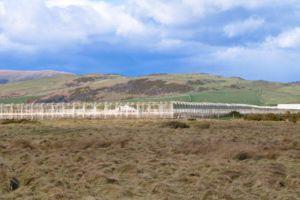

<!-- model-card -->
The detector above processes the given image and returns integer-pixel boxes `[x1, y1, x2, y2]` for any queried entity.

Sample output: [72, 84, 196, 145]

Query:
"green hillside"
[0, 73, 299, 105]
[128, 90, 263, 105]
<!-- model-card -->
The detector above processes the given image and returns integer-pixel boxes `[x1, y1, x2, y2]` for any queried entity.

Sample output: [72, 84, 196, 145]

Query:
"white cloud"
[0, 0, 151, 52]
[0, 0, 300, 82]
[265, 27, 300, 49]
[156, 38, 184, 50]
[129, 0, 207, 26]
[47, 0, 147, 37]
[212, 45, 300, 81]
[215, 47, 244, 59]
[224, 17, 265, 38]
[0, 34, 15, 49]
[0, 34, 34, 52]
[0, 0, 297, 53]
[0, 1, 5, 15]
[128, 0, 281, 26]
[204, 0, 299, 10]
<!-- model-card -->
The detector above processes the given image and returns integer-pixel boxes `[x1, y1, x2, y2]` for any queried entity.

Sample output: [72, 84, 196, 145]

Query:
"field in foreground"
[0, 119, 299, 200]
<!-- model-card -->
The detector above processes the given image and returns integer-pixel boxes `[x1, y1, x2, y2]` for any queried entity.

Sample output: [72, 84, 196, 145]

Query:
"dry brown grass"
[0, 119, 299, 199]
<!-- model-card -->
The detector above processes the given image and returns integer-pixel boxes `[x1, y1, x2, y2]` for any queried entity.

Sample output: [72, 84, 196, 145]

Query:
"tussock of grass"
[1, 119, 39, 125]
[243, 112, 300, 122]
[161, 121, 190, 129]
[233, 152, 252, 161]
[12, 139, 36, 150]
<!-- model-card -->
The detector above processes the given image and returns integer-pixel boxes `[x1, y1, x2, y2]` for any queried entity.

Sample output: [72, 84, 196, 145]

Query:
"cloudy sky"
[0, 0, 300, 82]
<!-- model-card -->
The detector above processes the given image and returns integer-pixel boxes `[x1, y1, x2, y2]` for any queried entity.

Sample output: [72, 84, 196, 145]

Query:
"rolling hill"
[0, 70, 73, 83]
[0, 72, 299, 105]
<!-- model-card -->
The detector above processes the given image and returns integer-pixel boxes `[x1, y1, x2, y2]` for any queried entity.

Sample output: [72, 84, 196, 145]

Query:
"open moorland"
[0, 119, 299, 199]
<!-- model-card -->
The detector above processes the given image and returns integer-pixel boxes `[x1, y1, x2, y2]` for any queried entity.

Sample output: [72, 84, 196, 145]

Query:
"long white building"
[277, 104, 300, 110]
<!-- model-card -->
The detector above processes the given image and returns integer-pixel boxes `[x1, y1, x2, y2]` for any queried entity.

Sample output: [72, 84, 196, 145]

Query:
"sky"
[0, 0, 300, 82]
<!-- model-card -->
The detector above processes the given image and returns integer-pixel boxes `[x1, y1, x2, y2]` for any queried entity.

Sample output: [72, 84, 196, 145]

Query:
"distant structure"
[0, 102, 299, 120]
[277, 104, 300, 110]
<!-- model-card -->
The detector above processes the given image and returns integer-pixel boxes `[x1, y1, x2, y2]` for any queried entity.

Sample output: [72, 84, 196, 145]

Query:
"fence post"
[125, 102, 128, 118]
[159, 102, 163, 118]
[41, 104, 44, 120]
[51, 103, 54, 119]
[104, 102, 107, 119]
[93, 103, 97, 119]
[170, 102, 174, 119]
[61, 103, 64, 119]
[82, 103, 86, 118]
[147, 103, 151, 118]
[22, 104, 25, 119]
[72, 103, 75, 119]
[30, 103, 33, 120]
[0, 104, 3, 120]
[136, 102, 139, 118]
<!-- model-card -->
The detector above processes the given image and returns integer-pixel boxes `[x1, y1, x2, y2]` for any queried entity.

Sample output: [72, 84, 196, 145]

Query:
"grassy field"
[129, 89, 264, 105]
[0, 119, 299, 199]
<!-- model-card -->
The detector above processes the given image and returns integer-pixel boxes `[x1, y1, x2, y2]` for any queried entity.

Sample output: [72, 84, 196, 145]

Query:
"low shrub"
[229, 111, 243, 118]
[243, 114, 262, 121]
[262, 113, 284, 121]
[244, 112, 300, 122]
[217, 111, 243, 119]
[284, 112, 298, 123]
[287, 116, 297, 123]
[1, 119, 39, 125]
[162, 121, 190, 129]
[234, 152, 252, 161]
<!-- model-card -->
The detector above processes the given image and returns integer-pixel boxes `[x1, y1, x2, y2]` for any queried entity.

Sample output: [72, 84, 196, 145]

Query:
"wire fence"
[0, 101, 298, 120]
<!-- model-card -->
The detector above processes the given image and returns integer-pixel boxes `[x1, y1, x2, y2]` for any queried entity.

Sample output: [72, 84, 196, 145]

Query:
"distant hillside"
[0, 70, 73, 83]
[0, 72, 299, 105]
[290, 81, 300, 86]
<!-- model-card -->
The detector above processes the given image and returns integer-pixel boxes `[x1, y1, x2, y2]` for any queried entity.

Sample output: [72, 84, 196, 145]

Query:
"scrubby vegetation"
[102, 78, 193, 96]
[0, 119, 299, 199]
[161, 121, 190, 129]
[212, 111, 300, 122]
[219, 111, 244, 119]
[0, 119, 39, 125]
[243, 112, 300, 122]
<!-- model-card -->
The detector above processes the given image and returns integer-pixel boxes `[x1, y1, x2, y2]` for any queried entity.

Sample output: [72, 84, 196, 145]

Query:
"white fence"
[0, 102, 298, 120]
[173, 102, 297, 118]
[0, 102, 173, 120]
